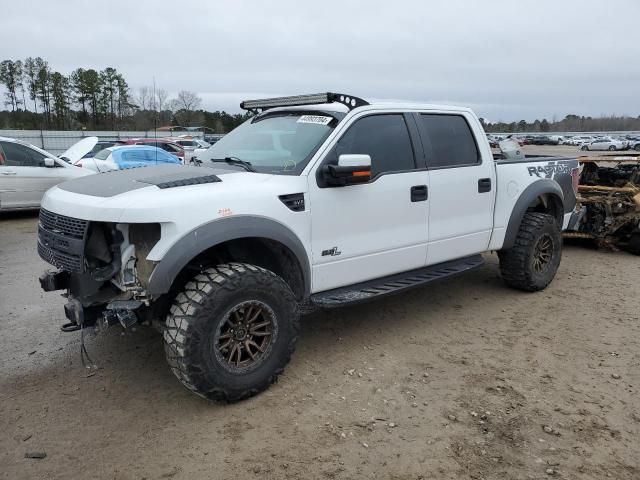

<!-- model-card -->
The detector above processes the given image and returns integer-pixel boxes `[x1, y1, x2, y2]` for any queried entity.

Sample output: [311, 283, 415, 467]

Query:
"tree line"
[482, 114, 640, 133]
[0, 57, 250, 132]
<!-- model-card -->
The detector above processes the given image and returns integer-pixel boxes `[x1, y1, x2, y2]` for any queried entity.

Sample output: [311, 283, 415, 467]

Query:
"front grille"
[38, 241, 83, 272]
[39, 209, 88, 240]
[38, 209, 88, 272]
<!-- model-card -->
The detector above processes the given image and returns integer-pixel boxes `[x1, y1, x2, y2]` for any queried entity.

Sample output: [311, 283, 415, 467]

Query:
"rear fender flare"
[502, 179, 564, 249]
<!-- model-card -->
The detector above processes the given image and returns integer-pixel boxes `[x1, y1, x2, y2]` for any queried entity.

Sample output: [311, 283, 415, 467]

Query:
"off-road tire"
[164, 263, 299, 402]
[498, 212, 562, 292]
[624, 233, 640, 255]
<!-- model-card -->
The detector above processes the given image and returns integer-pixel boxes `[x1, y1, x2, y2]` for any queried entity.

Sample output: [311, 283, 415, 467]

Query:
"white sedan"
[0, 137, 96, 211]
[172, 137, 211, 164]
[580, 138, 626, 151]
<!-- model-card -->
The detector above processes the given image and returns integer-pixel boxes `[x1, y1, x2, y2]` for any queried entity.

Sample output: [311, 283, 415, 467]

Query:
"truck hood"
[57, 164, 237, 197]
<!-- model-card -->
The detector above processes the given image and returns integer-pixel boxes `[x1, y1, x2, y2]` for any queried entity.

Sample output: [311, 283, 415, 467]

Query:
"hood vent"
[279, 193, 305, 212]
[147, 174, 221, 189]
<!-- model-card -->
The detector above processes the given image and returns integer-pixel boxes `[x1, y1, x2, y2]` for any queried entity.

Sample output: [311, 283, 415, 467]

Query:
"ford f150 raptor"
[38, 92, 579, 402]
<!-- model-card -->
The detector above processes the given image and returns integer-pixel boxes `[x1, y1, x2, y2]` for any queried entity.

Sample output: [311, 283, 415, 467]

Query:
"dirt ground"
[1, 212, 639, 480]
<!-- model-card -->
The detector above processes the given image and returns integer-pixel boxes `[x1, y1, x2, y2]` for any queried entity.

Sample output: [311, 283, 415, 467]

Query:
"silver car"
[0, 137, 95, 211]
[580, 137, 626, 151]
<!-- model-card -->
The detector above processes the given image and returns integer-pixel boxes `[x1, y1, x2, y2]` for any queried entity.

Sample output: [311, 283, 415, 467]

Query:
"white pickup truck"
[37, 93, 579, 402]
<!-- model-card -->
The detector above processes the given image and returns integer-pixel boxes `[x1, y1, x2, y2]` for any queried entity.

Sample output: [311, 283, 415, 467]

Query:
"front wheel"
[164, 263, 299, 402]
[581, 145, 588, 151]
[608, 145, 616, 151]
[498, 212, 562, 291]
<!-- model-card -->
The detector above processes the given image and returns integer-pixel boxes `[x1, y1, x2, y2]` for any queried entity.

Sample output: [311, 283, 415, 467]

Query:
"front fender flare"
[147, 216, 310, 296]
[502, 179, 564, 249]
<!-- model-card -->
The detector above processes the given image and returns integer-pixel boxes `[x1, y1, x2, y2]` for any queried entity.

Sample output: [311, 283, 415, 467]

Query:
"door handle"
[478, 178, 492, 193]
[410, 185, 428, 202]
[0, 171, 17, 175]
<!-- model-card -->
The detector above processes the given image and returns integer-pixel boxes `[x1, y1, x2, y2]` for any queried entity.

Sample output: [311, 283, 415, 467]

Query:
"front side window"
[333, 114, 415, 176]
[198, 111, 339, 175]
[0, 141, 45, 167]
[420, 114, 480, 168]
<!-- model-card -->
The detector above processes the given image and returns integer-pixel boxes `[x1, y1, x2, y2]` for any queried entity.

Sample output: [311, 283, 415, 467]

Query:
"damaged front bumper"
[37, 209, 162, 330]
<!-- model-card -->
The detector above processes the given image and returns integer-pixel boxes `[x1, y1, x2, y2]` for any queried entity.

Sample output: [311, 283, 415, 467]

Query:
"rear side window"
[419, 114, 480, 168]
[334, 114, 415, 176]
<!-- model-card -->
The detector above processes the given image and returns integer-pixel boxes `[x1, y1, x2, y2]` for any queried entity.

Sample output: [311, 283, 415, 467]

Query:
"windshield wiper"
[210, 156, 256, 172]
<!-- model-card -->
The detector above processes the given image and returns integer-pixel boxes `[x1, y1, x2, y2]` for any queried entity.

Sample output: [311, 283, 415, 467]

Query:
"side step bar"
[310, 255, 484, 308]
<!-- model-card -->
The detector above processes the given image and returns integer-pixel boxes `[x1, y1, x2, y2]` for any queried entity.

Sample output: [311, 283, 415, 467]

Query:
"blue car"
[82, 145, 181, 172]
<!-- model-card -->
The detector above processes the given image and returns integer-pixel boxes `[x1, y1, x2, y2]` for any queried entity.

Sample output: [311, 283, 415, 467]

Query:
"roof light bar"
[240, 92, 369, 112]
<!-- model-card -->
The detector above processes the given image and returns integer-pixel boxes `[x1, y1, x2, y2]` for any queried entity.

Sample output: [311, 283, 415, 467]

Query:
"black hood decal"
[58, 165, 236, 198]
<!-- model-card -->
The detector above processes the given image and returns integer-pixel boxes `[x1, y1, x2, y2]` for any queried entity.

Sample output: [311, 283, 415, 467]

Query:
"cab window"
[419, 114, 480, 168]
[332, 114, 415, 177]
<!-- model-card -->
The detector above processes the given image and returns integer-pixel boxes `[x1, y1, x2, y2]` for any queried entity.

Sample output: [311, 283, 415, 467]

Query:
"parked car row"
[0, 133, 214, 211]
[487, 133, 640, 151]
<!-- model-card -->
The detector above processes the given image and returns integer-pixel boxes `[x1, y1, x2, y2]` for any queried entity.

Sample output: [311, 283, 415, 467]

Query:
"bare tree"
[169, 90, 202, 126]
[137, 86, 150, 110]
[156, 88, 168, 112]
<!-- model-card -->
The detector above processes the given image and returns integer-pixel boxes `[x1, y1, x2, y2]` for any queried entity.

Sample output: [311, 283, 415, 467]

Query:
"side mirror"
[44, 158, 56, 168]
[323, 154, 372, 186]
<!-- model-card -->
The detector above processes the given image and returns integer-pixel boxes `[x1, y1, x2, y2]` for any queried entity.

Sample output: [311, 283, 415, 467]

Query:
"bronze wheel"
[532, 234, 553, 273]
[214, 300, 278, 373]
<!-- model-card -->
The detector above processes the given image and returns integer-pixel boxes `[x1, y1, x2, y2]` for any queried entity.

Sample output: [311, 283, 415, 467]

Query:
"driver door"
[308, 113, 429, 293]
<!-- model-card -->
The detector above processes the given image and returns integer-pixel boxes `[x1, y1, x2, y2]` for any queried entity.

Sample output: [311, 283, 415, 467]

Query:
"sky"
[2, 0, 640, 122]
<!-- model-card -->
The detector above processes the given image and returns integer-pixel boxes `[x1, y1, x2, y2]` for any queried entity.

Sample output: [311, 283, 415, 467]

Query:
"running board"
[310, 255, 484, 308]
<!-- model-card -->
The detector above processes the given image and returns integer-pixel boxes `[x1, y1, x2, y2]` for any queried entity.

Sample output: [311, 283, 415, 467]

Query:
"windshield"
[94, 149, 111, 160]
[198, 112, 338, 174]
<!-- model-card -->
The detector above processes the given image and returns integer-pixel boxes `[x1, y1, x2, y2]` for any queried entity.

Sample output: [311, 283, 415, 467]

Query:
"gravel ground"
[1, 212, 639, 480]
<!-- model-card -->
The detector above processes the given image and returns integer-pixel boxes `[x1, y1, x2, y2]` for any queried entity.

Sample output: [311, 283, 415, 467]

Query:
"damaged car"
[565, 155, 640, 254]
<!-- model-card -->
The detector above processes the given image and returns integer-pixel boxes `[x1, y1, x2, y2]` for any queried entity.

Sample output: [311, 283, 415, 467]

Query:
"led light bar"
[240, 92, 369, 112]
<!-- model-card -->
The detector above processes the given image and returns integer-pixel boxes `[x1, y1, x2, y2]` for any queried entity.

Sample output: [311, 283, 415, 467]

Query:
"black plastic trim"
[147, 216, 311, 296]
[502, 179, 564, 249]
[311, 255, 484, 308]
[279, 193, 306, 212]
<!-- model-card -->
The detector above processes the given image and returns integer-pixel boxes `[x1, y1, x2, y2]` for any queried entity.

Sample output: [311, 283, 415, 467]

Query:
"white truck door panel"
[415, 113, 496, 264]
[308, 112, 429, 292]
[426, 167, 495, 263]
[309, 171, 429, 292]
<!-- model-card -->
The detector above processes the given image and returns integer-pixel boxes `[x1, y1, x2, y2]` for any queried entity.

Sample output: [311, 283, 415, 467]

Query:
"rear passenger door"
[415, 113, 496, 265]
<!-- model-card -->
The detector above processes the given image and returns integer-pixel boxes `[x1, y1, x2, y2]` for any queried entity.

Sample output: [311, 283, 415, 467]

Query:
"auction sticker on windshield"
[297, 115, 332, 125]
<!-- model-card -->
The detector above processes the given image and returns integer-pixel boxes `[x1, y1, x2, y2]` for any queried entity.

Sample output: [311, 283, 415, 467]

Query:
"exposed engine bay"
[565, 155, 640, 254]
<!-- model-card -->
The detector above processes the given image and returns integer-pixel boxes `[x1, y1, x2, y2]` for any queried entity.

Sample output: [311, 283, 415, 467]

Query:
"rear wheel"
[498, 213, 562, 291]
[634, 144, 640, 152]
[164, 263, 299, 402]
[624, 233, 640, 255]
[581, 145, 588, 151]
[608, 145, 616, 151]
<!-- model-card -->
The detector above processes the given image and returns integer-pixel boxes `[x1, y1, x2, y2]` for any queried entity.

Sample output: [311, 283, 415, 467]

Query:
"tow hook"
[61, 297, 84, 332]
[102, 300, 143, 329]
